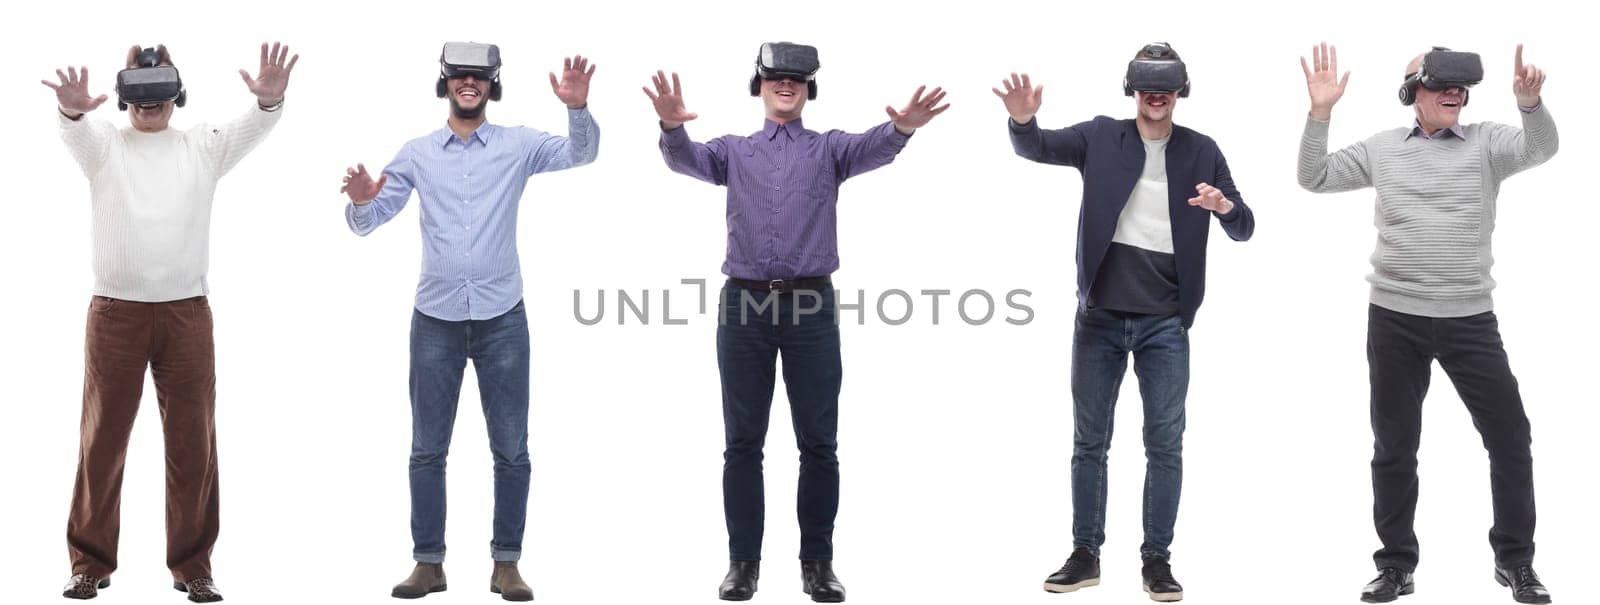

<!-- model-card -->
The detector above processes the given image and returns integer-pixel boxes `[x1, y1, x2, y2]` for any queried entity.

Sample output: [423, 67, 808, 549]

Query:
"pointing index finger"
[1515, 44, 1524, 74]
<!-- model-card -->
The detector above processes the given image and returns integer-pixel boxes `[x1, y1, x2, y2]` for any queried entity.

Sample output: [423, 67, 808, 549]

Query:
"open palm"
[643, 70, 698, 128]
[240, 42, 298, 104]
[41, 66, 108, 115]
[993, 72, 1043, 124]
[549, 55, 595, 108]
[1300, 41, 1349, 116]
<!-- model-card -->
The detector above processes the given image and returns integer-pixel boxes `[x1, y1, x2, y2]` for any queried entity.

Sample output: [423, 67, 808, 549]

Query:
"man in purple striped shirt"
[644, 42, 947, 603]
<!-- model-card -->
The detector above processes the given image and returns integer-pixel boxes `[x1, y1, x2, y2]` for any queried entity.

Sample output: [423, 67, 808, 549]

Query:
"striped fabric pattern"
[346, 108, 599, 321]
[58, 105, 283, 303]
[1297, 107, 1558, 318]
[660, 119, 909, 280]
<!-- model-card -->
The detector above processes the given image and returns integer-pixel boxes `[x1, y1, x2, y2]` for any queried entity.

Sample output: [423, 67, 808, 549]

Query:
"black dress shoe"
[1360, 568, 1414, 603]
[1044, 547, 1100, 593]
[62, 574, 109, 600]
[801, 560, 845, 603]
[1141, 556, 1184, 602]
[174, 578, 224, 603]
[1495, 565, 1552, 604]
[719, 560, 759, 601]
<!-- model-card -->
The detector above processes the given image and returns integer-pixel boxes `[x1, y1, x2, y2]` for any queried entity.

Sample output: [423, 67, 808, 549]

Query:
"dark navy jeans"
[717, 282, 841, 561]
[408, 301, 531, 563]
[1069, 308, 1189, 559]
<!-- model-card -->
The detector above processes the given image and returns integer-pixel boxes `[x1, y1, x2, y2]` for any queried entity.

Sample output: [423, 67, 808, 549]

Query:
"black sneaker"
[1141, 556, 1184, 602]
[1360, 567, 1414, 603]
[1495, 565, 1552, 604]
[1043, 547, 1100, 593]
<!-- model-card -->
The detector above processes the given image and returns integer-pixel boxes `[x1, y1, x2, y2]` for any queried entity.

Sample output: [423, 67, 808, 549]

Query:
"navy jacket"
[1010, 116, 1254, 328]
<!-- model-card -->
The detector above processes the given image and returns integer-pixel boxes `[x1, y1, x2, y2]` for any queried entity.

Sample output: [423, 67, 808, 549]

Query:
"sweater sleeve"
[196, 102, 284, 178]
[57, 112, 117, 178]
[1297, 116, 1372, 193]
[1484, 104, 1558, 181]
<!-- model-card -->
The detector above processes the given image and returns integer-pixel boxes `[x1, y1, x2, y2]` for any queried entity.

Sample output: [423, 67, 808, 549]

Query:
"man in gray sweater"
[1297, 42, 1556, 605]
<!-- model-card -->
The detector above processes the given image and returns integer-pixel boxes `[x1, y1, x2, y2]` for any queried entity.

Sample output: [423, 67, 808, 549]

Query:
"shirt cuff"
[1008, 117, 1038, 134]
[1518, 100, 1542, 113]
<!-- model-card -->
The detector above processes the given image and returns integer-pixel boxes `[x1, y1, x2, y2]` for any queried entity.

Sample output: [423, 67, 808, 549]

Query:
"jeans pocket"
[90, 296, 117, 313]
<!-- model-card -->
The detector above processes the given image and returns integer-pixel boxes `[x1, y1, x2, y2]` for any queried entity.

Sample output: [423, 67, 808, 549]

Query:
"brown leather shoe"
[490, 561, 534, 601]
[392, 563, 447, 599]
[173, 577, 224, 603]
[62, 574, 109, 600]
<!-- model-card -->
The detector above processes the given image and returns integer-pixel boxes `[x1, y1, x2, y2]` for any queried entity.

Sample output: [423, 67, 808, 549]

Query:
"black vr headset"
[750, 42, 818, 100]
[437, 41, 503, 101]
[1399, 47, 1482, 106]
[1124, 42, 1190, 97]
[116, 46, 185, 111]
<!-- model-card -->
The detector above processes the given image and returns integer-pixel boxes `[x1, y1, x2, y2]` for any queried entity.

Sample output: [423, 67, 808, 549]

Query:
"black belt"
[728, 276, 832, 293]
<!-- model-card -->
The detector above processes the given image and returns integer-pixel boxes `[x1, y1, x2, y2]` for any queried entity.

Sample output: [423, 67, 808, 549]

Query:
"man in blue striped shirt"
[340, 43, 598, 602]
[645, 42, 948, 603]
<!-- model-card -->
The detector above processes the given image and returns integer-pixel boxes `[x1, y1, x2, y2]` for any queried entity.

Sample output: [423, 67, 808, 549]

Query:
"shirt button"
[774, 186, 781, 191]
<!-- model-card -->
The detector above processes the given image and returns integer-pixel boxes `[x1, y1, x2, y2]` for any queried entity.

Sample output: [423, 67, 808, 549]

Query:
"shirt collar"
[1407, 119, 1466, 141]
[436, 121, 497, 147]
[763, 118, 803, 141]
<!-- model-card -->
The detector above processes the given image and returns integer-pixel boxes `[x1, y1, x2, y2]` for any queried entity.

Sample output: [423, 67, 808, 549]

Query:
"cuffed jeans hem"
[1073, 543, 1101, 556]
[1140, 548, 1172, 560]
[414, 551, 446, 564]
[491, 548, 521, 562]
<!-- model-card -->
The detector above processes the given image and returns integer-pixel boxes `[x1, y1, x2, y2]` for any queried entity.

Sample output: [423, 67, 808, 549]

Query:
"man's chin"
[450, 98, 487, 120]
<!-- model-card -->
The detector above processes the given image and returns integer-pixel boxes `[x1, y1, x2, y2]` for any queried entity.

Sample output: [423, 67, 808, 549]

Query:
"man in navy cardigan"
[997, 43, 1253, 603]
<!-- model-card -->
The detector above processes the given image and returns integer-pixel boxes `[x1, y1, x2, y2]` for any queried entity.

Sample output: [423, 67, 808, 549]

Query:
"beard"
[450, 94, 487, 120]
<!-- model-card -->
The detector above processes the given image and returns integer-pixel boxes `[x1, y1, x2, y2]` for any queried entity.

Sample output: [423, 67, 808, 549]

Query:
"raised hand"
[239, 41, 299, 106]
[42, 66, 109, 117]
[642, 70, 698, 130]
[1512, 44, 1546, 108]
[1300, 41, 1350, 120]
[885, 85, 950, 134]
[549, 54, 595, 109]
[1187, 182, 1234, 214]
[992, 72, 1043, 124]
[341, 163, 387, 206]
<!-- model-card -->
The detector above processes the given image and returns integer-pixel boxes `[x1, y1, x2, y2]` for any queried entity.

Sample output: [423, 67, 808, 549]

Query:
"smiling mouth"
[455, 88, 481, 101]
[1440, 100, 1461, 107]
[1145, 98, 1170, 108]
[137, 103, 160, 110]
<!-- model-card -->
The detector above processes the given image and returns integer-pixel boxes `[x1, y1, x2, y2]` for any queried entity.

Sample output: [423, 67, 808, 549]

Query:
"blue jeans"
[718, 283, 842, 561]
[408, 302, 531, 563]
[1069, 308, 1189, 559]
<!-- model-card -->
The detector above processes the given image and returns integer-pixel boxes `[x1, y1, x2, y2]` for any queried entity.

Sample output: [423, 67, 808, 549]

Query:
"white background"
[1, 1, 1594, 604]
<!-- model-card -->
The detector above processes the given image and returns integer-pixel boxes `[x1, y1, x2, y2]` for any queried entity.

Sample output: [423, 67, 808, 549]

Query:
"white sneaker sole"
[1043, 578, 1100, 593]
[1145, 586, 1183, 602]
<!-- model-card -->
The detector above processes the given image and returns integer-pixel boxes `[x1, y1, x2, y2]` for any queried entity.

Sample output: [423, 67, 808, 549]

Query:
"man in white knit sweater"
[1297, 43, 1557, 605]
[43, 42, 297, 603]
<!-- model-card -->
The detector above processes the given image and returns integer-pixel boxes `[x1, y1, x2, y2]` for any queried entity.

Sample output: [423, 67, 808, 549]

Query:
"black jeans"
[1367, 304, 1536, 572]
[717, 282, 841, 561]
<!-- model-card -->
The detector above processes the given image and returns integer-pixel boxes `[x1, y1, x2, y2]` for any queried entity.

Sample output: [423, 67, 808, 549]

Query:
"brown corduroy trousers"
[67, 295, 219, 582]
